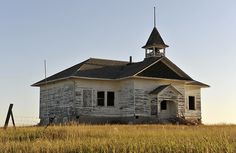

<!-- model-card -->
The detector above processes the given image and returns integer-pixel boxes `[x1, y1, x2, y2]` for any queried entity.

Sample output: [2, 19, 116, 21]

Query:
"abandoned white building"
[33, 20, 209, 125]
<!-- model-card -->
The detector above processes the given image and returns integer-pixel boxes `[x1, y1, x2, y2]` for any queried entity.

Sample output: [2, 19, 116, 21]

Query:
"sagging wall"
[39, 80, 75, 124]
[74, 79, 135, 117]
[184, 85, 201, 120]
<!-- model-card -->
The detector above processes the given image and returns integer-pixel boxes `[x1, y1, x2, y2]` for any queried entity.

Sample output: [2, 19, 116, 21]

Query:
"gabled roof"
[142, 27, 169, 49]
[32, 57, 208, 88]
[137, 60, 191, 80]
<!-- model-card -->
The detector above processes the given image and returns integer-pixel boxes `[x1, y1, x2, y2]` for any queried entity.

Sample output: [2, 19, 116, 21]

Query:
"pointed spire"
[142, 6, 169, 58]
[142, 6, 168, 49]
[142, 27, 168, 49]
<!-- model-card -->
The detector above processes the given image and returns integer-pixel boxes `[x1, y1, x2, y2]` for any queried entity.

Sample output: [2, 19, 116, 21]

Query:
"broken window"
[107, 91, 115, 106]
[161, 100, 167, 110]
[97, 91, 105, 106]
[189, 96, 195, 110]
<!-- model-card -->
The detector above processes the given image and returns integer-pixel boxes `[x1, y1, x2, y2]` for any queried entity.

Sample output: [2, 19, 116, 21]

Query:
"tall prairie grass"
[0, 124, 236, 153]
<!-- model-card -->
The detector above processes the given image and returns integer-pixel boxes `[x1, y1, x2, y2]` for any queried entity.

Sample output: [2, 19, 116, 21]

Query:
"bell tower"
[142, 7, 169, 58]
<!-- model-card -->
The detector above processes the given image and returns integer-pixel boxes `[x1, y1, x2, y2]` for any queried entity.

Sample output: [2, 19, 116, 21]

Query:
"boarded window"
[107, 92, 115, 106]
[83, 90, 92, 107]
[189, 96, 195, 110]
[161, 100, 167, 110]
[97, 91, 105, 106]
[151, 98, 157, 115]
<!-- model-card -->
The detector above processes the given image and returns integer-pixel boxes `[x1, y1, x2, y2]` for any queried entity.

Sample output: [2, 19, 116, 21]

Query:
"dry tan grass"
[0, 124, 236, 153]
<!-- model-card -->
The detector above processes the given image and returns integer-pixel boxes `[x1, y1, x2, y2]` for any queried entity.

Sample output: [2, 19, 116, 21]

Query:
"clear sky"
[0, 0, 236, 125]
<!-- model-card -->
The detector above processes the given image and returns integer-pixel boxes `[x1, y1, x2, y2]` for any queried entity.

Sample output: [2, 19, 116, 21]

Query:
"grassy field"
[0, 124, 236, 153]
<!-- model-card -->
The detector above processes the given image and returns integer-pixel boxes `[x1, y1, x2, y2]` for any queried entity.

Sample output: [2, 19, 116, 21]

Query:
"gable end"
[137, 60, 191, 80]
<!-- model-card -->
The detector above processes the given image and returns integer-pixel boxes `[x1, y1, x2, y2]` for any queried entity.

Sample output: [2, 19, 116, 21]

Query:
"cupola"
[142, 7, 169, 58]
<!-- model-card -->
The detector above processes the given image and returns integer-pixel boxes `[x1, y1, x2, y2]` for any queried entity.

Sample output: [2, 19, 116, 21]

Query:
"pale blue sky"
[0, 0, 236, 125]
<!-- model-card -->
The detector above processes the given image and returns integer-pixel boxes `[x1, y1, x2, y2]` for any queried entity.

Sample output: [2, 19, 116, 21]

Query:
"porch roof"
[149, 84, 182, 95]
[149, 85, 169, 95]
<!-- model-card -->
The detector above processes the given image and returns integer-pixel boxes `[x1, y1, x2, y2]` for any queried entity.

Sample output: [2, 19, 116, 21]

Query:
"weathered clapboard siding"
[38, 77, 202, 124]
[74, 79, 135, 117]
[150, 96, 158, 115]
[134, 80, 201, 121]
[74, 87, 83, 109]
[39, 80, 75, 124]
[184, 85, 201, 119]
[75, 86, 93, 115]
[117, 80, 135, 116]
[132, 78, 202, 120]
[134, 89, 150, 116]
[157, 86, 179, 119]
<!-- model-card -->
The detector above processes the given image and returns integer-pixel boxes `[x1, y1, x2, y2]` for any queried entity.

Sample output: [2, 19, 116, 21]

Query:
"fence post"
[4, 104, 15, 129]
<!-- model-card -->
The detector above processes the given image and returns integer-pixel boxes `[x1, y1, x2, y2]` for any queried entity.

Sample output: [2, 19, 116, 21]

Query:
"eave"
[186, 80, 210, 88]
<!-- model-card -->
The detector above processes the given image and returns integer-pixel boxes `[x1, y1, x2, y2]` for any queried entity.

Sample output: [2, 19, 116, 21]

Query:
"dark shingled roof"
[32, 57, 208, 87]
[32, 58, 126, 86]
[33, 57, 162, 86]
[137, 60, 190, 80]
[72, 57, 162, 79]
[142, 27, 169, 49]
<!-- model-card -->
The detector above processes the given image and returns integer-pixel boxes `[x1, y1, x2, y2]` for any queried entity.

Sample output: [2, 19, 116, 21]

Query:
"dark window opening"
[107, 91, 115, 106]
[189, 96, 195, 110]
[161, 100, 167, 110]
[97, 91, 105, 106]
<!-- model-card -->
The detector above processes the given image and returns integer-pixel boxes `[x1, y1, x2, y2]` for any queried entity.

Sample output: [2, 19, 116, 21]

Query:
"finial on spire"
[154, 7, 156, 27]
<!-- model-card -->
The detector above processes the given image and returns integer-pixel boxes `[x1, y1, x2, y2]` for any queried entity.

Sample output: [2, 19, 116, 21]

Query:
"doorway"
[159, 100, 177, 118]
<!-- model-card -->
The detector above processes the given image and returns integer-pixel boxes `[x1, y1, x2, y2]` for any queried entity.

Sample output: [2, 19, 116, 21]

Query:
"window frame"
[97, 91, 105, 106]
[188, 96, 196, 110]
[107, 91, 115, 107]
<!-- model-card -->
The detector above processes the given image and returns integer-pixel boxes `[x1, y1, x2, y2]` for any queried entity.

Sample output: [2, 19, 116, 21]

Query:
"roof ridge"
[72, 59, 91, 74]
[89, 57, 129, 63]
